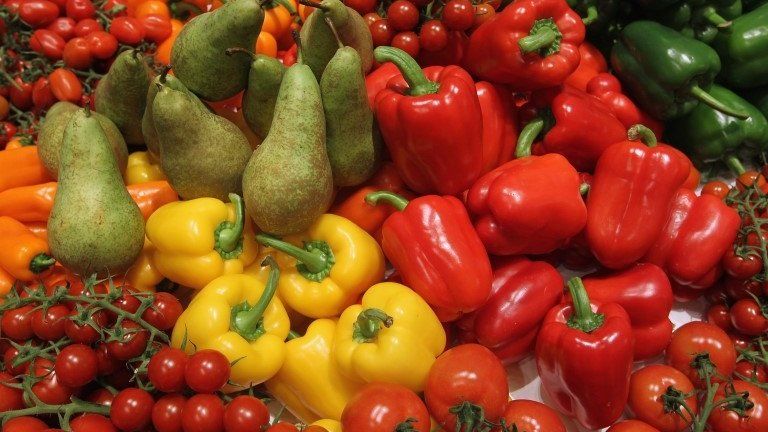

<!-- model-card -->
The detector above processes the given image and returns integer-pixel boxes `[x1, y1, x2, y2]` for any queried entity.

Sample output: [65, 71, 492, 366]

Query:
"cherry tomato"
[86, 387, 115, 406]
[2, 417, 48, 432]
[702, 180, 731, 199]
[498, 399, 566, 432]
[3, 346, 29, 375]
[266, 423, 299, 432]
[734, 361, 768, 383]
[730, 332, 753, 351]
[628, 364, 697, 432]
[730, 298, 768, 336]
[74, 18, 103, 37]
[708, 380, 768, 432]
[607, 420, 663, 432]
[345, 0, 377, 14]
[31, 304, 70, 341]
[3, 0, 24, 13]
[138, 14, 172, 43]
[665, 321, 737, 386]
[392, 31, 419, 57]
[66, 0, 95, 20]
[147, 346, 187, 393]
[0, 96, 8, 120]
[152, 393, 186, 432]
[387, 0, 419, 31]
[725, 277, 764, 301]
[86, 31, 119, 59]
[110, 16, 145, 45]
[369, 19, 395, 47]
[62, 37, 93, 70]
[31, 358, 78, 405]
[65, 310, 108, 344]
[135, 0, 170, 19]
[142, 292, 183, 331]
[1, 305, 35, 341]
[341, 382, 431, 431]
[49, 68, 83, 103]
[70, 414, 118, 432]
[29, 29, 66, 60]
[111, 287, 141, 315]
[0, 122, 17, 147]
[19, 0, 60, 28]
[106, 320, 149, 361]
[441, 0, 474, 31]
[425, 344, 509, 431]
[223, 395, 270, 432]
[363, 12, 380, 26]
[10, 77, 34, 110]
[706, 303, 733, 332]
[472, 3, 495, 29]
[47, 17, 77, 40]
[0, 372, 25, 412]
[110, 388, 154, 432]
[722, 249, 762, 280]
[181, 394, 225, 432]
[65, 278, 109, 309]
[103, 0, 127, 16]
[184, 349, 230, 393]
[736, 170, 767, 191]
[419, 19, 448, 52]
[55, 344, 98, 388]
[95, 343, 122, 375]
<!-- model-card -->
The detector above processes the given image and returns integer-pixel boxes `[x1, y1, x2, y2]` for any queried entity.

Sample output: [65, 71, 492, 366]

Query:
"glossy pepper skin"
[657, 0, 742, 44]
[124, 151, 166, 185]
[266, 319, 363, 423]
[367, 191, 492, 322]
[582, 264, 674, 360]
[255, 214, 385, 319]
[644, 188, 741, 288]
[536, 277, 634, 430]
[564, 42, 608, 91]
[373, 47, 483, 195]
[125, 238, 164, 292]
[713, 3, 768, 88]
[666, 85, 768, 165]
[146, 194, 259, 289]
[0, 216, 55, 281]
[459, 257, 563, 364]
[464, 0, 586, 91]
[0, 146, 53, 193]
[611, 20, 749, 120]
[585, 73, 664, 137]
[365, 63, 400, 109]
[475, 81, 519, 173]
[334, 282, 446, 392]
[171, 257, 289, 389]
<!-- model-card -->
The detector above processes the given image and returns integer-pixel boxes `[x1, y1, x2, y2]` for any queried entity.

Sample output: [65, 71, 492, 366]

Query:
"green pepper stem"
[373, 46, 439, 96]
[518, 19, 563, 56]
[690, 85, 750, 120]
[627, 124, 657, 147]
[365, 191, 409, 211]
[353, 308, 393, 342]
[701, 7, 730, 28]
[256, 234, 328, 274]
[724, 155, 747, 176]
[582, 5, 598, 25]
[579, 183, 590, 196]
[286, 330, 301, 340]
[271, 0, 296, 13]
[215, 193, 246, 256]
[29, 253, 55, 274]
[566, 277, 604, 333]
[232, 256, 280, 339]
[516, 118, 545, 158]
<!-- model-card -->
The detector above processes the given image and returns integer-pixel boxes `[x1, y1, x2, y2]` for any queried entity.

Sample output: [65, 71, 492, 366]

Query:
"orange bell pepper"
[0, 216, 55, 281]
[128, 180, 179, 219]
[0, 146, 53, 193]
[155, 19, 184, 66]
[24, 222, 48, 241]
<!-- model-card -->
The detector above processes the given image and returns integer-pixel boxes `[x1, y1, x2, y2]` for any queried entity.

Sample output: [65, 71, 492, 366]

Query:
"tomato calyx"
[1, 390, 110, 430]
[394, 418, 419, 432]
[7, 338, 70, 372]
[734, 337, 768, 390]
[448, 401, 511, 432]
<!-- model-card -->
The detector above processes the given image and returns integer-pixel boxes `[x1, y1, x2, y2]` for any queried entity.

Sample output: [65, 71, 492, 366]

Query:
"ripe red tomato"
[706, 303, 733, 332]
[9, 78, 33, 111]
[142, 292, 183, 330]
[223, 395, 270, 432]
[734, 361, 768, 383]
[95, 343, 122, 376]
[47, 17, 77, 40]
[70, 414, 118, 432]
[31, 304, 70, 341]
[392, 31, 420, 57]
[665, 321, 736, 386]
[628, 364, 697, 432]
[722, 249, 762, 280]
[708, 380, 768, 432]
[2, 417, 48, 432]
[184, 349, 230, 393]
[74, 18, 102, 37]
[425, 344, 509, 431]
[736, 170, 767, 191]
[724, 277, 764, 301]
[730, 298, 768, 336]
[3, 346, 29, 375]
[472, 3, 495, 29]
[65, 0, 95, 20]
[86, 387, 115, 407]
[138, 14, 172, 43]
[341, 382, 431, 431]
[109, 17, 145, 45]
[345, 0, 377, 14]
[3, 0, 24, 14]
[85, 31, 118, 59]
[107, 320, 149, 361]
[441, 0, 474, 31]
[147, 346, 187, 393]
[181, 394, 225, 432]
[19, 0, 60, 28]
[419, 19, 448, 52]
[499, 399, 566, 432]
[369, 19, 395, 47]
[265, 423, 299, 432]
[111, 288, 141, 315]
[363, 12, 380, 26]
[49, 68, 83, 103]
[0, 372, 24, 412]
[607, 420, 663, 432]
[110, 388, 154, 432]
[31, 358, 78, 405]
[701, 180, 731, 199]
[55, 344, 98, 388]
[1, 305, 35, 341]
[152, 393, 186, 432]
[29, 29, 66, 60]
[387, 0, 419, 31]
[65, 310, 108, 344]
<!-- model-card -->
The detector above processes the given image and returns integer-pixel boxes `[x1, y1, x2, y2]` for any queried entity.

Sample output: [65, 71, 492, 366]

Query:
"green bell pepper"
[742, 0, 767, 11]
[657, 0, 742, 44]
[713, 3, 768, 88]
[610, 20, 749, 120]
[666, 85, 768, 166]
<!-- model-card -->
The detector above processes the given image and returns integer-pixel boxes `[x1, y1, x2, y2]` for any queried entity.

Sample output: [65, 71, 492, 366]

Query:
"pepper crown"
[566, 277, 605, 333]
[373, 46, 440, 96]
[214, 193, 246, 259]
[519, 19, 563, 57]
[256, 234, 335, 282]
[353, 308, 393, 343]
[230, 256, 280, 341]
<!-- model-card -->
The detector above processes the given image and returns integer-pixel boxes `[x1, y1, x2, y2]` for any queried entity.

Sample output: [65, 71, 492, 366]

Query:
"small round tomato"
[9, 78, 33, 111]
[722, 249, 762, 280]
[223, 395, 270, 432]
[733, 361, 768, 383]
[31, 358, 78, 405]
[363, 12, 380, 26]
[147, 346, 187, 393]
[65, 310, 108, 344]
[49, 68, 83, 103]
[95, 343, 122, 376]
[628, 364, 697, 432]
[0, 372, 25, 412]
[472, 3, 496, 29]
[607, 420, 663, 432]
[135, 0, 170, 19]
[142, 292, 183, 331]
[387, 0, 419, 31]
[736, 170, 767, 191]
[499, 399, 566, 432]
[31, 304, 70, 341]
[392, 31, 419, 57]
[110, 388, 154, 432]
[70, 414, 118, 432]
[2, 417, 48, 432]
[109, 17, 145, 45]
[702, 180, 731, 199]
[74, 18, 103, 37]
[181, 394, 225, 432]
[730, 298, 768, 336]
[106, 320, 149, 361]
[3, 346, 29, 375]
[706, 303, 733, 332]
[265, 423, 299, 432]
[441, 0, 474, 30]
[419, 19, 448, 53]
[184, 349, 230, 393]
[85, 31, 119, 59]
[86, 387, 115, 406]
[341, 382, 431, 432]
[725, 277, 764, 301]
[55, 344, 98, 388]
[1, 305, 35, 341]
[111, 287, 141, 315]
[152, 393, 186, 432]
[345, 0, 377, 14]
[0, 95, 8, 120]
[29, 29, 66, 60]
[730, 332, 753, 351]
[138, 14, 172, 43]
[19, 0, 60, 28]
[708, 380, 768, 432]
[665, 321, 737, 386]
[62, 36, 93, 70]
[66, 0, 96, 20]
[370, 19, 394, 47]
[47, 17, 77, 40]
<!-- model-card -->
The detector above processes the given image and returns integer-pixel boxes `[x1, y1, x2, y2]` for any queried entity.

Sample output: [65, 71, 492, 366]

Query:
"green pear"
[242, 62, 333, 235]
[153, 86, 252, 200]
[48, 108, 144, 276]
[94, 50, 153, 145]
[38, 101, 128, 178]
[240, 52, 286, 139]
[171, 0, 264, 101]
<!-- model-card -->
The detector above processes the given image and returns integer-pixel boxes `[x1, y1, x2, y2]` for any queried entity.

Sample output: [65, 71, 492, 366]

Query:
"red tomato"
[4, 0, 24, 13]
[55, 344, 98, 388]
[665, 321, 737, 386]
[86, 387, 115, 407]
[109, 17, 145, 45]
[19, 0, 60, 28]
[142, 292, 183, 330]
[31, 304, 70, 341]
[138, 14, 172, 43]
[65, 310, 108, 344]
[607, 420, 662, 432]
[1, 305, 35, 341]
[9, 78, 33, 111]
[345, 0, 377, 14]
[628, 364, 697, 432]
[31, 358, 78, 405]
[708, 380, 768, 432]
[722, 249, 762, 280]
[47, 17, 77, 40]
[66, 0, 96, 20]
[29, 29, 66, 60]
[472, 3, 495, 29]
[441, 0, 474, 30]
[369, 19, 394, 47]
[85, 31, 119, 59]
[223, 395, 270, 432]
[496, 399, 566, 432]
[425, 344, 509, 431]
[49, 68, 83, 103]
[730, 332, 754, 351]
[181, 394, 225, 432]
[62, 37, 93, 70]
[0, 96, 8, 120]
[70, 414, 118, 432]
[147, 346, 187, 393]
[3, 346, 29, 375]
[152, 393, 186, 432]
[736, 171, 767, 191]
[265, 423, 299, 432]
[111, 287, 141, 315]
[95, 343, 122, 376]
[734, 361, 768, 383]
[110, 388, 154, 432]
[2, 417, 48, 432]
[392, 31, 419, 57]
[341, 382, 431, 431]
[103, 0, 127, 16]
[701, 180, 731, 199]
[725, 277, 764, 301]
[706, 303, 733, 332]
[106, 320, 149, 361]
[184, 349, 230, 393]
[0, 372, 24, 412]
[387, 0, 419, 31]
[363, 12, 380, 26]
[730, 298, 768, 336]
[74, 18, 102, 37]
[419, 19, 448, 52]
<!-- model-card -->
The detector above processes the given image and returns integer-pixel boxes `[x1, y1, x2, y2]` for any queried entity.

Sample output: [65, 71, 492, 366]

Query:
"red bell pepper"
[582, 263, 674, 360]
[586, 125, 691, 269]
[464, 0, 585, 91]
[365, 62, 400, 109]
[466, 137, 587, 255]
[458, 256, 563, 364]
[586, 72, 664, 137]
[517, 85, 627, 172]
[564, 42, 607, 91]
[536, 277, 634, 430]
[644, 188, 741, 288]
[374, 46, 483, 195]
[366, 191, 492, 322]
[475, 81, 519, 173]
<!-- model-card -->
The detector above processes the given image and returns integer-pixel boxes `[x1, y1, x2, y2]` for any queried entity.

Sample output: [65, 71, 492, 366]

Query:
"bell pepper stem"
[518, 19, 563, 56]
[365, 190, 409, 211]
[352, 308, 393, 342]
[582, 5, 598, 25]
[214, 193, 246, 258]
[566, 277, 604, 333]
[231, 256, 280, 340]
[29, 253, 55, 274]
[373, 46, 439, 96]
[700, 7, 731, 28]
[516, 118, 545, 158]
[579, 183, 590, 196]
[255, 234, 330, 275]
[627, 124, 657, 147]
[724, 155, 746, 176]
[286, 330, 301, 340]
[689, 85, 750, 120]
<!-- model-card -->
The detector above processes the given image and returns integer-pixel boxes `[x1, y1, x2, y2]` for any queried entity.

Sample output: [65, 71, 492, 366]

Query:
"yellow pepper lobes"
[124, 151, 166, 185]
[265, 319, 363, 422]
[125, 238, 163, 292]
[171, 257, 289, 389]
[146, 194, 258, 289]
[311, 419, 342, 432]
[256, 214, 385, 318]
[333, 282, 446, 392]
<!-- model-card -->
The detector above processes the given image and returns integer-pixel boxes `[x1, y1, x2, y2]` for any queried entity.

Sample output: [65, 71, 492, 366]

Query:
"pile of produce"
[1, 0, 768, 430]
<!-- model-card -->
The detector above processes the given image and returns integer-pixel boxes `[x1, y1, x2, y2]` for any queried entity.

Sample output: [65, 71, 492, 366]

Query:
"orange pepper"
[256, 32, 278, 58]
[0, 216, 55, 281]
[4, 135, 33, 150]
[0, 146, 53, 193]
[24, 221, 48, 241]
[263, 3, 293, 39]
[134, 0, 170, 18]
[128, 180, 179, 220]
[155, 19, 184, 65]
[0, 266, 13, 298]
[298, 2, 314, 21]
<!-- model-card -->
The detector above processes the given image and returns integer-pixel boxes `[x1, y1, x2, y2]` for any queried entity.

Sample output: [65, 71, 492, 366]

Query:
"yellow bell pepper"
[311, 419, 342, 432]
[124, 151, 166, 185]
[333, 282, 446, 392]
[256, 214, 385, 318]
[265, 319, 363, 422]
[171, 257, 289, 389]
[125, 238, 163, 292]
[146, 193, 258, 289]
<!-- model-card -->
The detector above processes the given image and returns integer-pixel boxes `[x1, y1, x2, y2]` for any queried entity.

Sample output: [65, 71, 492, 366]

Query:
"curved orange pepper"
[0, 146, 53, 193]
[0, 216, 55, 281]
